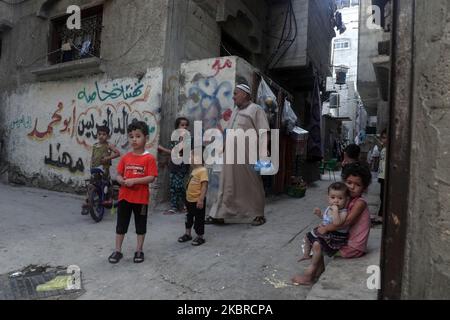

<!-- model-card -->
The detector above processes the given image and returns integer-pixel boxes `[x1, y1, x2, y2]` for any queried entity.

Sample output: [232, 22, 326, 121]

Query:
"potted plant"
[287, 176, 307, 198]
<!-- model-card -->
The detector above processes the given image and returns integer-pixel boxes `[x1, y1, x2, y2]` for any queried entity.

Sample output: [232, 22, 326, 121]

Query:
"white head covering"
[236, 84, 251, 95]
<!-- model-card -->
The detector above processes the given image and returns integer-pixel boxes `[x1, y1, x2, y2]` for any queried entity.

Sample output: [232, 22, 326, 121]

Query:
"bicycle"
[81, 168, 118, 222]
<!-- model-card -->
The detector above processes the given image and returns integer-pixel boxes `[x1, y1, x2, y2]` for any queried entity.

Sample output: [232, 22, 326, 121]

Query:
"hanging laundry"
[306, 78, 323, 161]
[354, 103, 368, 145]
[80, 40, 92, 57]
[61, 42, 72, 51]
[335, 12, 347, 34]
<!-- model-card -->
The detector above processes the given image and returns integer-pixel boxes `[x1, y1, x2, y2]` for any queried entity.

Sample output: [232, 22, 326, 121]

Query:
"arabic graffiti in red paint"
[211, 59, 232, 76]
[27, 102, 64, 140]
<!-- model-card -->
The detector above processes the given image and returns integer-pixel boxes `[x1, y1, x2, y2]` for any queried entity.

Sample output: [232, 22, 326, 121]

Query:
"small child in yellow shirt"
[178, 148, 208, 246]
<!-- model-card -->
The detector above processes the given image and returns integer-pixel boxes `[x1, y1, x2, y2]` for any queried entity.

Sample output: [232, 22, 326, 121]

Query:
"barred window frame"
[48, 5, 103, 65]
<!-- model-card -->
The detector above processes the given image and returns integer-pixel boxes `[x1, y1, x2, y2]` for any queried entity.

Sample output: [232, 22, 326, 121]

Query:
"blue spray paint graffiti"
[9, 116, 32, 130]
[185, 75, 234, 131]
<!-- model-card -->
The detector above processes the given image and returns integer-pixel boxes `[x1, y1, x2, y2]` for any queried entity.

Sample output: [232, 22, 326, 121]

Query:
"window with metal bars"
[48, 5, 103, 65]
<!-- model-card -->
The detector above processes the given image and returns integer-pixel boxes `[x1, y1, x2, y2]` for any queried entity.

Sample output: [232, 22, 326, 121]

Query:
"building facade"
[357, 0, 391, 133]
[0, 0, 337, 199]
[323, 0, 360, 146]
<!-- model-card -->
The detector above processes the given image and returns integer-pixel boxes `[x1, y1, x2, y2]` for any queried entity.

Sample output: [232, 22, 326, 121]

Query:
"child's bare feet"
[291, 274, 315, 286]
[314, 263, 325, 280]
[298, 255, 312, 262]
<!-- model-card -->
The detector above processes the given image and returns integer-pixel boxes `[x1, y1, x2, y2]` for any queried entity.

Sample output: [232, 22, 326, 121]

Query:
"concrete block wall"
[307, 0, 335, 78]
[185, 0, 221, 61]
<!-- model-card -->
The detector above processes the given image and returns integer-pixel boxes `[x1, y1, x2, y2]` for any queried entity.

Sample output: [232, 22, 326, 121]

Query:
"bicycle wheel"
[89, 187, 105, 222]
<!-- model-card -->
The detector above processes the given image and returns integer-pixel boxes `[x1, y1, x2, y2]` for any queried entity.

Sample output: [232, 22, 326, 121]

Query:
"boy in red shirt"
[108, 121, 158, 264]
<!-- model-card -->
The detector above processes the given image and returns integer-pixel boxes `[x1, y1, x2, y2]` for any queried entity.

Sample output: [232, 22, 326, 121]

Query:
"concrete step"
[306, 227, 382, 300]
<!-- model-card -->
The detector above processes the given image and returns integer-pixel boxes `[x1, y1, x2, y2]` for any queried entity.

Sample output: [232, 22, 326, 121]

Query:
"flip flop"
[163, 209, 177, 215]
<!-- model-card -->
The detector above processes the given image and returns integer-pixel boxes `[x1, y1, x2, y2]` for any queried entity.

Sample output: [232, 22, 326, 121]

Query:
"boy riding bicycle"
[82, 126, 120, 214]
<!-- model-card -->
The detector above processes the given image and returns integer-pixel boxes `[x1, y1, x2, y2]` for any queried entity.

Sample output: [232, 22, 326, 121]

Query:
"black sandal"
[251, 216, 266, 226]
[178, 234, 192, 243]
[205, 216, 225, 225]
[108, 251, 123, 264]
[192, 237, 205, 246]
[134, 251, 144, 263]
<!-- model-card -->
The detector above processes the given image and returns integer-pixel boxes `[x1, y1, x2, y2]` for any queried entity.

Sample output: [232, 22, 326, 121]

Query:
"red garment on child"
[339, 196, 370, 258]
[117, 152, 158, 205]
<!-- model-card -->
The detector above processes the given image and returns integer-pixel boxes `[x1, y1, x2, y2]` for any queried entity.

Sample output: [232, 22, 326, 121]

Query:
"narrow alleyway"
[0, 174, 380, 300]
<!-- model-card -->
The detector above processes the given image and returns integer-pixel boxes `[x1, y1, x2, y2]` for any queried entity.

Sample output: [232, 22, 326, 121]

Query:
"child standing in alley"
[158, 117, 190, 215]
[374, 129, 388, 224]
[341, 144, 360, 178]
[108, 121, 158, 264]
[178, 148, 208, 246]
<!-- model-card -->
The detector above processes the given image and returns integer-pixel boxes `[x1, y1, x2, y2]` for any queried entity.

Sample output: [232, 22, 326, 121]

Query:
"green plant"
[288, 176, 307, 198]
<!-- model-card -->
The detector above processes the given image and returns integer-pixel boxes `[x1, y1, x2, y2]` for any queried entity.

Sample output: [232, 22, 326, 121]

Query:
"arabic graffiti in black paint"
[77, 107, 129, 139]
[44, 143, 85, 173]
[77, 81, 144, 104]
[77, 105, 156, 148]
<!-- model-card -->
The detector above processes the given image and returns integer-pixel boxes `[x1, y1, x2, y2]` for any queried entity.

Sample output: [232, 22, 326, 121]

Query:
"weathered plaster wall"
[403, 0, 450, 299]
[0, 0, 169, 193]
[2, 68, 162, 192]
[307, 0, 335, 78]
[185, 0, 221, 61]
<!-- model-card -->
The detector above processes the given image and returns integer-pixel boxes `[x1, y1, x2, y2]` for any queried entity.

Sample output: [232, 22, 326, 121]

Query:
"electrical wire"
[16, 47, 62, 68]
[17, 16, 151, 67]
[265, 0, 298, 71]
[100, 22, 152, 62]
[270, 0, 298, 69]
[0, 0, 31, 4]
[220, 42, 233, 56]
[265, 2, 291, 70]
